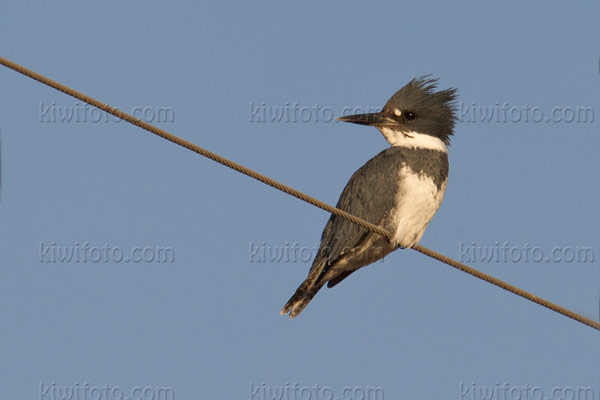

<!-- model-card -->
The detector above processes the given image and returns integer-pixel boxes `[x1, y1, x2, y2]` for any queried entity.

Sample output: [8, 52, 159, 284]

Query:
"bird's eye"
[405, 111, 416, 121]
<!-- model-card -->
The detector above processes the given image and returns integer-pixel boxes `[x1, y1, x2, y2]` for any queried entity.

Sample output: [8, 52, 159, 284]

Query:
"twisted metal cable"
[1, 56, 597, 331]
[412, 245, 599, 330]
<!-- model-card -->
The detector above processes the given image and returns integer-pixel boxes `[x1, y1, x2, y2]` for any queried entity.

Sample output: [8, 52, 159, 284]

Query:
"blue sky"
[1, 1, 598, 399]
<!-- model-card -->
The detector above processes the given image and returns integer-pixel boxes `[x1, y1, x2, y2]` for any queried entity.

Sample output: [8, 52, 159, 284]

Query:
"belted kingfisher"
[281, 76, 458, 318]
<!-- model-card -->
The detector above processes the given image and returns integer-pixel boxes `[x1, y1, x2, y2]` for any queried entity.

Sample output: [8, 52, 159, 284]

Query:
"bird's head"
[337, 76, 458, 150]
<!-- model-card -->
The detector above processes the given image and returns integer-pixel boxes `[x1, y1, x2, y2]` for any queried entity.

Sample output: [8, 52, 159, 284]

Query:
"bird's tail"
[280, 266, 325, 319]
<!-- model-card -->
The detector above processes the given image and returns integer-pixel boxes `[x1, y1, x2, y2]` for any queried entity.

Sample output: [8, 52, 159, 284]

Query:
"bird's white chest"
[390, 167, 447, 248]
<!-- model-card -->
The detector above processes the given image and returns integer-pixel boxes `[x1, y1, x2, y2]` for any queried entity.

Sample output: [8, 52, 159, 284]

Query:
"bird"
[281, 76, 458, 318]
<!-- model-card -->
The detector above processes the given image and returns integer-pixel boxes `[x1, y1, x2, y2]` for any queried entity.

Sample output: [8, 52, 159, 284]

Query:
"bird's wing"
[309, 147, 406, 280]
[326, 268, 358, 288]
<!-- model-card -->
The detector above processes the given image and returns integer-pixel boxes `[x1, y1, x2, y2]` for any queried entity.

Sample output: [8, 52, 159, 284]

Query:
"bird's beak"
[336, 112, 396, 127]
